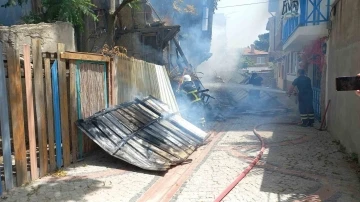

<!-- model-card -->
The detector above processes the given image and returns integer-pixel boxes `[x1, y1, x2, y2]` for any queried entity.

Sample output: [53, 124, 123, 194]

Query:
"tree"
[106, 0, 140, 46]
[2, 0, 139, 45]
[2, 0, 98, 29]
[253, 33, 269, 52]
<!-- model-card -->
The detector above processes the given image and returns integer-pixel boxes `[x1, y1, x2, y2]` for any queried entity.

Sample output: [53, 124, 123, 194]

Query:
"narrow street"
[2, 84, 359, 202]
[0, 0, 359, 202]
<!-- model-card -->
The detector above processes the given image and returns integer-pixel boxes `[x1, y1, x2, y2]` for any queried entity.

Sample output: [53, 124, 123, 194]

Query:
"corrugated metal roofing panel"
[76, 96, 208, 171]
[114, 56, 179, 113]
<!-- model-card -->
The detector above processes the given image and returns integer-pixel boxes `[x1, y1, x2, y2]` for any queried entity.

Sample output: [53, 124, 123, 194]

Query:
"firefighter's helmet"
[183, 75, 191, 82]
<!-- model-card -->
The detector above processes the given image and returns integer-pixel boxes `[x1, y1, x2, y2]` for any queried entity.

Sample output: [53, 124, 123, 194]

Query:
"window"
[291, 52, 298, 74]
[286, 52, 298, 74]
[202, 0, 209, 31]
[257, 57, 265, 64]
[287, 54, 291, 73]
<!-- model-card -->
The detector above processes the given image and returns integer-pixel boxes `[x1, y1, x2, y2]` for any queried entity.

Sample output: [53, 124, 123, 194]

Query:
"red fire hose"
[214, 122, 296, 202]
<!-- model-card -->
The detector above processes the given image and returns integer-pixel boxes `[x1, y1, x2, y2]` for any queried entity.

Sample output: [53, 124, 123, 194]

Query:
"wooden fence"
[0, 40, 179, 195]
[0, 40, 111, 195]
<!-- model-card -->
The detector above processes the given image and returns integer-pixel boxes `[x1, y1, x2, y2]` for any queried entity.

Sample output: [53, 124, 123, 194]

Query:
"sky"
[215, 0, 271, 49]
[197, 0, 271, 78]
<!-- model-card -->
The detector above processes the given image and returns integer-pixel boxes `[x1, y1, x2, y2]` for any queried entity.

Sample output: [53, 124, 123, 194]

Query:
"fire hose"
[214, 122, 297, 202]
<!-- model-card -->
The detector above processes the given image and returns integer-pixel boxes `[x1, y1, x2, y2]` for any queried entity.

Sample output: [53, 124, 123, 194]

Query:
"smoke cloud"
[197, 13, 242, 83]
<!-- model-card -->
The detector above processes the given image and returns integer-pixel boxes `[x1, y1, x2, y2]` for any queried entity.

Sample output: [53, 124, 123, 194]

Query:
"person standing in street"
[288, 69, 315, 127]
[179, 75, 206, 128]
[248, 73, 263, 99]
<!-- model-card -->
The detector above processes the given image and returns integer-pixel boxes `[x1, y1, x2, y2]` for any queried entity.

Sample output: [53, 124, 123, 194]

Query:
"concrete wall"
[0, 22, 76, 57]
[327, 0, 360, 155]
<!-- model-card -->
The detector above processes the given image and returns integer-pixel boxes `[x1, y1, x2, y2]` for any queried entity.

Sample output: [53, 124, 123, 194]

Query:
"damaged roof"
[76, 96, 209, 171]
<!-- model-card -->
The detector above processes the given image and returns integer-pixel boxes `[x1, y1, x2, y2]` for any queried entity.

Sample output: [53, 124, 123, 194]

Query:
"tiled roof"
[242, 47, 269, 55]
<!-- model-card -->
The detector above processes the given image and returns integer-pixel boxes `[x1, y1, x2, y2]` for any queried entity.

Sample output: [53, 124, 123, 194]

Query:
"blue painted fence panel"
[0, 43, 14, 194]
[51, 60, 63, 168]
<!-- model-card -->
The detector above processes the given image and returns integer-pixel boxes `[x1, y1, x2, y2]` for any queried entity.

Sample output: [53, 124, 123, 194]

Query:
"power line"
[218, 0, 279, 9]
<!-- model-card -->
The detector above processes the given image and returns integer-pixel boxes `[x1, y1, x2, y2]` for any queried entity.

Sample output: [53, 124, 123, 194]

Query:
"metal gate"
[313, 65, 321, 121]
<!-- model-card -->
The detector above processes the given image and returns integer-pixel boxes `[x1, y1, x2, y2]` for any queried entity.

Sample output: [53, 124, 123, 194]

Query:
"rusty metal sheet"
[76, 96, 208, 171]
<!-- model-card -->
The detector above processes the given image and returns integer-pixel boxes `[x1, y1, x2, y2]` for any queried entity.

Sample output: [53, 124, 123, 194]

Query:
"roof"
[242, 47, 269, 55]
[76, 96, 208, 171]
[246, 67, 272, 72]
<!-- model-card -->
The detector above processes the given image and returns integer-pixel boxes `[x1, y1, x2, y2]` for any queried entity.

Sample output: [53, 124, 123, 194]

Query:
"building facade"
[150, 0, 216, 67]
[268, 0, 360, 155]
[326, 0, 360, 155]
[241, 45, 270, 72]
[267, 0, 331, 121]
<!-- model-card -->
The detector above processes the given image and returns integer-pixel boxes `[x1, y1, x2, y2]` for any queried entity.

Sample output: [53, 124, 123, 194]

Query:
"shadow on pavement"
[75, 149, 167, 177]
[1, 177, 106, 201]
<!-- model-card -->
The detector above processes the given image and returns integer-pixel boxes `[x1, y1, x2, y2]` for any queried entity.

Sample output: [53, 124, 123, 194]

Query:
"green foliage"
[253, 33, 269, 52]
[239, 56, 255, 69]
[18, 0, 97, 29]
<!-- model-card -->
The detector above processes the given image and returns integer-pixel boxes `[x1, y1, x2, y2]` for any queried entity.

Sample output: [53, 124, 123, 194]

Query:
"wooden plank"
[104, 62, 109, 108]
[69, 60, 78, 163]
[112, 59, 118, 105]
[7, 46, 28, 186]
[75, 62, 84, 159]
[57, 43, 71, 167]
[23, 44, 39, 180]
[51, 60, 63, 169]
[32, 39, 48, 176]
[108, 61, 112, 106]
[0, 43, 14, 191]
[60, 52, 110, 62]
[44, 57, 56, 171]
[172, 38, 191, 68]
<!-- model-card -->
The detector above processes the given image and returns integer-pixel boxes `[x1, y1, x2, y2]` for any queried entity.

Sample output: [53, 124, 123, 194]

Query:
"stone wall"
[0, 22, 76, 57]
[327, 0, 360, 155]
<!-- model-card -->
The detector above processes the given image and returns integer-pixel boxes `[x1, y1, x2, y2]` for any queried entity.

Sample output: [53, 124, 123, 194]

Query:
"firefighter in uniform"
[288, 69, 315, 127]
[180, 75, 206, 128]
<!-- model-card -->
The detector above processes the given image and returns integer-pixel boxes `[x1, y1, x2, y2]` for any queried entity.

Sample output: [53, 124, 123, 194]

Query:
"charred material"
[76, 96, 208, 171]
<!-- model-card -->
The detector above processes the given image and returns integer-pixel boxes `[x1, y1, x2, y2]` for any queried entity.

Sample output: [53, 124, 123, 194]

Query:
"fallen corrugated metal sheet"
[76, 96, 208, 171]
[114, 55, 179, 113]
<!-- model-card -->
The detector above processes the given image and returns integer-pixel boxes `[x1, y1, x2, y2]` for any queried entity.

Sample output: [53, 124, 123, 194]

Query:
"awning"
[76, 96, 208, 171]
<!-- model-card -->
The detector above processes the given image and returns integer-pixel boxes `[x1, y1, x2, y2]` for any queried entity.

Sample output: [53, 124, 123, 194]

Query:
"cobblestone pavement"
[169, 115, 360, 202]
[2, 113, 360, 201]
[1, 152, 159, 202]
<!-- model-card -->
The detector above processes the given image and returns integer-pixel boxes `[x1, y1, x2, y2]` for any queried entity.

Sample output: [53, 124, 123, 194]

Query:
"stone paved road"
[1, 115, 360, 202]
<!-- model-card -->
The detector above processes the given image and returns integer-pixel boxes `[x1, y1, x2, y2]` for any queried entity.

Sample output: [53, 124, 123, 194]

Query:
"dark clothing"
[292, 76, 314, 125]
[249, 75, 263, 99]
[292, 75, 313, 95]
[180, 81, 205, 127]
[180, 81, 200, 102]
[249, 75, 263, 86]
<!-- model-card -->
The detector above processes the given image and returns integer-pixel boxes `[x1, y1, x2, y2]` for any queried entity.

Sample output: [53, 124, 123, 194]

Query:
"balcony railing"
[282, 0, 330, 43]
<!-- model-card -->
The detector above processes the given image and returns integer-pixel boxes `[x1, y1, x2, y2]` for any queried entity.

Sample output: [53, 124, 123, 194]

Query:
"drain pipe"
[214, 122, 296, 202]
